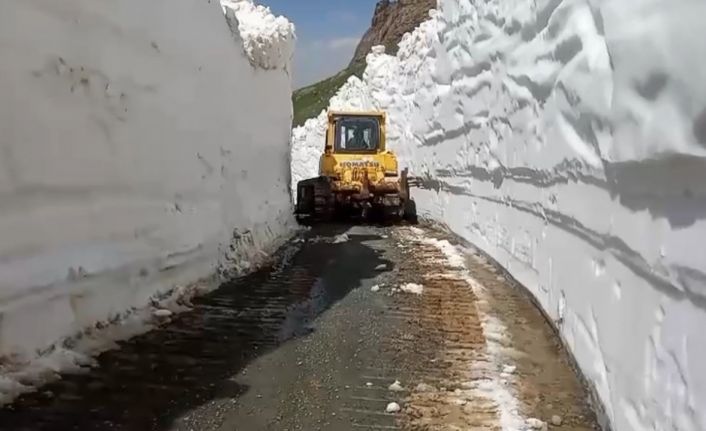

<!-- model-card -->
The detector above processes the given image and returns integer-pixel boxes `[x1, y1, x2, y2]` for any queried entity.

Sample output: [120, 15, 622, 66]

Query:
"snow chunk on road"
[371, 285, 381, 292]
[502, 365, 517, 375]
[526, 418, 547, 430]
[221, 0, 295, 70]
[421, 238, 465, 269]
[415, 382, 436, 392]
[385, 402, 401, 413]
[388, 380, 404, 392]
[400, 283, 424, 295]
[152, 309, 174, 319]
[333, 233, 350, 244]
[408, 226, 425, 236]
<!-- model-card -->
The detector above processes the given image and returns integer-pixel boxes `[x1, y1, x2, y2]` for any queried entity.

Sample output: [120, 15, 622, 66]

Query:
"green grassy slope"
[292, 61, 366, 127]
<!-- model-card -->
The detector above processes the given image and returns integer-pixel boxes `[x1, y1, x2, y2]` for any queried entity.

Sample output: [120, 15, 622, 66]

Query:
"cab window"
[335, 117, 380, 153]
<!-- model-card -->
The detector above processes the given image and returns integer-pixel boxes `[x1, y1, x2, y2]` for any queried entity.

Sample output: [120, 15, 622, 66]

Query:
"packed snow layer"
[290, 1, 706, 430]
[0, 0, 294, 401]
[221, 0, 295, 70]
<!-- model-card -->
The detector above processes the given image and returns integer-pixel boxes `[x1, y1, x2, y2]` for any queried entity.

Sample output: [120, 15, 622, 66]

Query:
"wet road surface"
[0, 224, 600, 431]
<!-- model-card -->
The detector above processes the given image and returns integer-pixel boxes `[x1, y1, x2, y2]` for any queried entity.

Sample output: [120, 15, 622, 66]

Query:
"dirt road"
[0, 224, 598, 431]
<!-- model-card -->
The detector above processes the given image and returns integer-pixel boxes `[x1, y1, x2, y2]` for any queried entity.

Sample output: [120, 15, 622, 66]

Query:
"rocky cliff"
[349, 0, 435, 66]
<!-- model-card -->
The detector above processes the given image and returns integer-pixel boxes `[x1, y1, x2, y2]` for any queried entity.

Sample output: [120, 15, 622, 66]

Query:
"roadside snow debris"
[366, 382, 373, 387]
[415, 382, 436, 392]
[385, 402, 401, 413]
[409, 226, 425, 235]
[375, 264, 387, 271]
[526, 418, 548, 430]
[153, 309, 173, 318]
[333, 233, 349, 244]
[551, 415, 563, 426]
[400, 283, 424, 295]
[452, 398, 468, 406]
[414, 233, 526, 429]
[420, 238, 465, 268]
[502, 364, 517, 374]
[0, 377, 30, 402]
[388, 380, 404, 391]
[371, 285, 381, 292]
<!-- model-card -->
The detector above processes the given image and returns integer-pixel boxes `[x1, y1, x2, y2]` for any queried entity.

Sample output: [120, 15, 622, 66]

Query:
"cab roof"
[328, 110, 386, 120]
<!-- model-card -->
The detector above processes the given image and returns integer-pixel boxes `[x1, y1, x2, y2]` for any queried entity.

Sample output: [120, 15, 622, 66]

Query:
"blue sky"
[263, 0, 379, 88]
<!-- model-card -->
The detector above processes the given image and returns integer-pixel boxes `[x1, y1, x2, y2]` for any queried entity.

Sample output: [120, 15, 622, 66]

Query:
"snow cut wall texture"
[0, 0, 294, 371]
[291, 1, 706, 430]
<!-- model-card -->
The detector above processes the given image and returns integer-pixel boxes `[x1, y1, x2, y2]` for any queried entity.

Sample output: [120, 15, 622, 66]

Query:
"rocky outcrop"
[349, 0, 435, 66]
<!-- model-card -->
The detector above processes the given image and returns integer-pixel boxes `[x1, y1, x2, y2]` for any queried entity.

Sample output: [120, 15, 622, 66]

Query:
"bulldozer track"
[0, 238, 332, 430]
[387, 237, 501, 430]
[382, 227, 598, 431]
[329, 232, 506, 431]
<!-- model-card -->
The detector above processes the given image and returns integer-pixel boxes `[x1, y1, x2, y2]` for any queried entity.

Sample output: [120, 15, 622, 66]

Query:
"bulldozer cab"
[326, 111, 385, 155]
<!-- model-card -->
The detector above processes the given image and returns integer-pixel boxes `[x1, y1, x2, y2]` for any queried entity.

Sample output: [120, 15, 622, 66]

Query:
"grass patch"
[292, 61, 366, 127]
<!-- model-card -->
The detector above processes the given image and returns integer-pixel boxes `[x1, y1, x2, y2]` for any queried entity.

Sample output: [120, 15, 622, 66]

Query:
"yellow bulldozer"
[295, 110, 415, 223]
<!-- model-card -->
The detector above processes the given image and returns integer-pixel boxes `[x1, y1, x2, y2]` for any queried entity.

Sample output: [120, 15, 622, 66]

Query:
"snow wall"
[0, 0, 295, 400]
[291, 1, 706, 430]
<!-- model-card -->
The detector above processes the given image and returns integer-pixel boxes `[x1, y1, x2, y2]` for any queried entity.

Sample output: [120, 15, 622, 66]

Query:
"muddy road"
[0, 224, 599, 431]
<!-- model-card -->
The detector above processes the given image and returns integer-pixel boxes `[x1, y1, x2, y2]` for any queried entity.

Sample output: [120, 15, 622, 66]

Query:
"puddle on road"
[277, 278, 327, 341]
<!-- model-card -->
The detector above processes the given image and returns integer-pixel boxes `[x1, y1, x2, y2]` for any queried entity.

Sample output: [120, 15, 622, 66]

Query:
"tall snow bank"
[290, 1, 706, 430]
[221, 0, 295, 70]
[0, 0, 295, 402]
